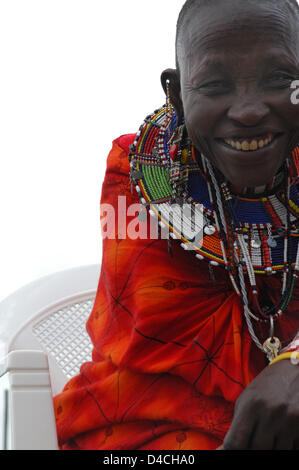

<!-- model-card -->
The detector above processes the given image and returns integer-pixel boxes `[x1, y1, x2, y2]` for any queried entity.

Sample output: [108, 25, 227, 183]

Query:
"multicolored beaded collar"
[129, 104, 299, 361]
[129, 106, 299, 273]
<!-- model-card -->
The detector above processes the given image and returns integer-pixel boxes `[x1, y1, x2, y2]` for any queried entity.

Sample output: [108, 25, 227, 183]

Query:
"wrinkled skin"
[161, 0, 299, 450]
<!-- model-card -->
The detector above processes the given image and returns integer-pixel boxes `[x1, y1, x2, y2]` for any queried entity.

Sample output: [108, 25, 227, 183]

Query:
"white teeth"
[241, 141, 250, 151]
[249, 140, 258, 151]
[224, 134, 274, 151]
[258, 140, 265, 148]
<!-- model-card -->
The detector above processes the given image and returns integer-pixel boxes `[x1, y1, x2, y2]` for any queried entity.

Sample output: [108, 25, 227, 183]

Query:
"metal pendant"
[263, 337, 282, 362]
[267, 237, 277, 248]
[251, 238, 262, 249]
[131, 169, 143, 180]
[263, 316, 282, 362]
[204, 225, 216, 236]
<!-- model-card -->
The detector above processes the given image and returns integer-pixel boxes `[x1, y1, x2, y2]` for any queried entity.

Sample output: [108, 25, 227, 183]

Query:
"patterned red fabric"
[53, 134, 299, 450]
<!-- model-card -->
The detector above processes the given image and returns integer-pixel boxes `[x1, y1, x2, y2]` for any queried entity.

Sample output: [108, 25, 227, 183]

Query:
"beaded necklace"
[129, 105, 299, 362]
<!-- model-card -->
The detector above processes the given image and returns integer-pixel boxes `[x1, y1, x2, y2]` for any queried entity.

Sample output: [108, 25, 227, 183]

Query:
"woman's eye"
[198, 81, 231, 94]
[265, 72, 295, 88]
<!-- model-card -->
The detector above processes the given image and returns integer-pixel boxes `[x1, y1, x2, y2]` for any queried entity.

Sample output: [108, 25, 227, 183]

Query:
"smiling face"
[167, 0, 299, 188]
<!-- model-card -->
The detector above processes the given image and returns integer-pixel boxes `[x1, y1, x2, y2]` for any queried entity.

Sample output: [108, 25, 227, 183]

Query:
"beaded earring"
[165, 79, 173, 119]
[164, 80, 191, 205]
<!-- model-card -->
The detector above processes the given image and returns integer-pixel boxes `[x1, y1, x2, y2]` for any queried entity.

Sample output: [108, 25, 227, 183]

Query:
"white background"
[0, 0, 184, 302]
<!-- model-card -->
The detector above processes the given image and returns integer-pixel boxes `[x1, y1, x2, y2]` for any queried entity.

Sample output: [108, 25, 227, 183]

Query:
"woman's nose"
[227, 92, 270, 126]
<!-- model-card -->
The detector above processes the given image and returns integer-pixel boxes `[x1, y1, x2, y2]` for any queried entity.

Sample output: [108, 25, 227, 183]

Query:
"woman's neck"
[230, 184, 268, 196]
[229, 167, 285, 197]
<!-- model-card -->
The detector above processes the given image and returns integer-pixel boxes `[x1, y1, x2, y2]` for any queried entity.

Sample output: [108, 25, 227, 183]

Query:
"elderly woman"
[54, 0, 299, 450]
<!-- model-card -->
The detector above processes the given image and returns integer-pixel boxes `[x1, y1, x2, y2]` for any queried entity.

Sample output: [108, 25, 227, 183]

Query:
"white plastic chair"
[0, 264, 100, 450]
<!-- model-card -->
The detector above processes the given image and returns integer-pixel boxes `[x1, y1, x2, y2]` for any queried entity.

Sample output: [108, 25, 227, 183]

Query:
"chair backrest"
[0, 264, 100, 449]
[1, 264, 100, 395]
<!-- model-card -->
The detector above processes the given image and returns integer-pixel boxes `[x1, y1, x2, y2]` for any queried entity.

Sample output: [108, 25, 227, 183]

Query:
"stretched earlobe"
[160, 68, 184, 124]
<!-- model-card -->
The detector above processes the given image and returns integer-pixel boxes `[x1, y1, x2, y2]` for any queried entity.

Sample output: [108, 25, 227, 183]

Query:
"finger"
[293, 440, 299, 450]
[223, 412, 257, 450]
[274, 417, 299, 450]
[273, 435, 294, 451]
[249, 421, 295, 450]
[274, 411, 299, 449]
[248, 422, 275, 450]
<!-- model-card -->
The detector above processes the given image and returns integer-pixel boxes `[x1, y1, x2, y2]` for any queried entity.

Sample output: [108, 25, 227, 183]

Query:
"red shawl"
[53, 134, 299, 450]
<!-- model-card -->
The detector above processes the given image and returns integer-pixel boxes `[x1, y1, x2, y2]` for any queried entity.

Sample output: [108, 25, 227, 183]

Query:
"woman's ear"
[160, 68, 184, 124]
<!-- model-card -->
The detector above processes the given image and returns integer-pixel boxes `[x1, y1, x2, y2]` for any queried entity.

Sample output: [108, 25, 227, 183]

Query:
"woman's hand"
[223, 359, 299, 450]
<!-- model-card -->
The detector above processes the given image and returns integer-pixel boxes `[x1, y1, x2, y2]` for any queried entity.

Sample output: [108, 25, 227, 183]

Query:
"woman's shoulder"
[113, 133, 137, 154]
[104, 133, 137, 178]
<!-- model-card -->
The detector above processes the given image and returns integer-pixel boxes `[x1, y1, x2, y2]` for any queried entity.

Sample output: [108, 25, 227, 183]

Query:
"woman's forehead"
[178, 1, 299, 69]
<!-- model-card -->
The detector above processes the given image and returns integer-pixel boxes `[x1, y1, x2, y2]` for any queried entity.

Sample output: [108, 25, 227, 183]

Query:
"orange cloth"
[54, 134, 299, 450]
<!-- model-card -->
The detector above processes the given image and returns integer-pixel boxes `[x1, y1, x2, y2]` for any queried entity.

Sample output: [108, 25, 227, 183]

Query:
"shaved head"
[176, 0, 299, 71]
